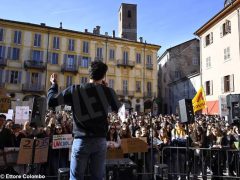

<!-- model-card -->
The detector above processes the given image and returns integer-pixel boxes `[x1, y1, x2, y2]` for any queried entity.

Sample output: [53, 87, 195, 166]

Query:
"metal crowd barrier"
[161, 146, 240, 179]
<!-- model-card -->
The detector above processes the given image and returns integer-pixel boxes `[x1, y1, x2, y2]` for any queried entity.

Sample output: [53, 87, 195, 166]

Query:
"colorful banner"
[192, 86, 206, 113]
[52, 134, 73, 149]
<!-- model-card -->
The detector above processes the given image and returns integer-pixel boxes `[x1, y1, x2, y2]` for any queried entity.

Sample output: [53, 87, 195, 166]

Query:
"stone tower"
[118, 3, 137, 41]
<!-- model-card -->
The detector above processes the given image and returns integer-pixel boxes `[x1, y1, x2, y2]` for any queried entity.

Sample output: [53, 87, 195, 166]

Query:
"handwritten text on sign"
[52, 134, 73, 149]
[17, 138, 49, 164]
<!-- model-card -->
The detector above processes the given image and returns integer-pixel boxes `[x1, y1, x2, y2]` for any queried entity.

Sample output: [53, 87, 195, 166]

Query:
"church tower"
[118, 3, 137, 41]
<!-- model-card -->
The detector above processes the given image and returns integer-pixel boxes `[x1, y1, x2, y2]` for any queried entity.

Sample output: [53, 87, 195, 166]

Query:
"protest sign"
[52, 134, 73, 149]
[15, 106, 29, 124]
[4, 147, 19, 165]
[17, 138, 49, 164]
[0, 97, 11, 113]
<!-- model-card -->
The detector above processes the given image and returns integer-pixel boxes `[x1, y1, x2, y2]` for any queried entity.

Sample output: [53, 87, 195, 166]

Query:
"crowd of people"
[0, 110, 240, 179]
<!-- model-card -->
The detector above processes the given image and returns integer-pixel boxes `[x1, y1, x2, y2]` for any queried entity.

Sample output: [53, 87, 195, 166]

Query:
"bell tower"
[118, 3, 137, 41]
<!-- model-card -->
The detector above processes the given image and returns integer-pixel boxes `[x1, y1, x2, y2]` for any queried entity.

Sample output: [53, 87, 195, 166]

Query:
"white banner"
[52, 134, 73, 149]
[15, 106, 29, 124]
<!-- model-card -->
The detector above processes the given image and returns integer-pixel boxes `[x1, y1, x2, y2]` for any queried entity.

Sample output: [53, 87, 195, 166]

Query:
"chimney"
[40, 23, 46, 26]
[93, 28, 96, 34]
[96, 26, 101, 35]
[60, 22, 62, 29]
[113, 30, 115, 38]
[85, 29, 88, 33]
[139, 37, 143, 43]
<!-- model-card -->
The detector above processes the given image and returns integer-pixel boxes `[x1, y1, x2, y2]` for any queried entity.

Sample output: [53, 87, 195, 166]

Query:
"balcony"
[146, 63, 153, 70]
[116, 60, 135, 68]
[116, 90, 134, 97]
[0, 58, 7, 67]
[144, 92, 156, 98]
[22, 83, 45, 93]
[0, 82, 5, 88]
[94, 57, 103, 61]
[24, 60, 46, 70]
[61, 64, 78, 74]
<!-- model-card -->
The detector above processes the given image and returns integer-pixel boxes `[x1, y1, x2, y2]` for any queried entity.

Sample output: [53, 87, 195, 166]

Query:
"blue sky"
[0, 0, 224, 55]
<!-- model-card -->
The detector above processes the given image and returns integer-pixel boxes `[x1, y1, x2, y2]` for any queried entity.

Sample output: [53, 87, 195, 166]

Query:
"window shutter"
[5, 70, 9, 83]
[210, 32, 213, 43]
[2, 46, 6, 59]
[18, 71, 22, 83]
[64, 54, 67, 65]
[230, 74, 234, 92]
[40, 51, 44, 62]
[48, 52, 52, 63]
[210, 80, 213, 95]
[19, 31, 22, 44]
[221, 77, 224, 93]
[30, 49, 33, 60]
[228, 20, 231, 33]
[78, 55, 82, 66]
[203, 37, 206, 48]
[204, 81, 207, 95]
[7, 47, 12, 59]
[38, 73, 42, 86]
[220, 25, 223, 37]
[0, 69, 2, 83]
[74, 55, 77, 65]
[26, 72, 30, 83]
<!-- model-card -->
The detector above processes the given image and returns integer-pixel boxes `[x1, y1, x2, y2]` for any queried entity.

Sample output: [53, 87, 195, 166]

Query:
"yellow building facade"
[0, 19, 160, 112]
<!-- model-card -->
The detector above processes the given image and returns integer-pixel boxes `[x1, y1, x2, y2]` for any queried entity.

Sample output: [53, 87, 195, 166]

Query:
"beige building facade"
[0, 18, 160, 112]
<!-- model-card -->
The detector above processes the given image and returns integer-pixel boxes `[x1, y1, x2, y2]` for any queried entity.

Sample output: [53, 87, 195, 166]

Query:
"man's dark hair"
[89, 60, 108, 81]
[0, 114, 6, 120]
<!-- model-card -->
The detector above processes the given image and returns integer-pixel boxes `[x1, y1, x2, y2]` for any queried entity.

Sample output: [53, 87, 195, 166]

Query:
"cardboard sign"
[0, 97, 11, 113]
[52, 134, 73, 149]
[106, 148, 124, 159]
[121, 138, 148, 154]
[17, 138, 49, 164]
[15, 106, 29, 124]
[4, 147, 19, 165]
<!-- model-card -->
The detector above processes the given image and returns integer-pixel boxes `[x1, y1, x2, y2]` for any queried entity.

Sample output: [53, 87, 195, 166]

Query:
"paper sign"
[52, 134, 73, 149]
[15, 106, 29, 124]
[64, 105, 71, 111]
[4, 147, 19, 165]
[0, 97, 11, 113]
[17, 138, 49, 164]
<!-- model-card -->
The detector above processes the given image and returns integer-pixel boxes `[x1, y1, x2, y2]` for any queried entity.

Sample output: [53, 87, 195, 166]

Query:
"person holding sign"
[0, 114, 13, 149]
[48, 60, 121, 180]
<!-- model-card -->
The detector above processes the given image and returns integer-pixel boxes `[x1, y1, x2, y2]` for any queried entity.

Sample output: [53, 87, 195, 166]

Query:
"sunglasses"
[56, 128, 62, 130]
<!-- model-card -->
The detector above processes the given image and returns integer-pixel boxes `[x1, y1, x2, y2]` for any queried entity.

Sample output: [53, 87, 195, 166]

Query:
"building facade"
[0, 17, 160, 112]
[158, 38, 200, 114]
[195, 0, 240, 114]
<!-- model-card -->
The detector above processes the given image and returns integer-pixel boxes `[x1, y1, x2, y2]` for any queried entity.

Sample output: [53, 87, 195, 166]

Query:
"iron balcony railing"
[116, 60, 135, 68]
[144, 92, 156, 98]
[61, 64, 78, 74]
[146, 63, 153, 70]
[24, 60, 46, 70]
[22, 83, 45, 93]
[0, 58, 7, 67]
[116, 90, 134, 97]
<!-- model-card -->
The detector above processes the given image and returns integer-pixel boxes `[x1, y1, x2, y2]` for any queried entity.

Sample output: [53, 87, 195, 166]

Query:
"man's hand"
[50, 73, 58, 85]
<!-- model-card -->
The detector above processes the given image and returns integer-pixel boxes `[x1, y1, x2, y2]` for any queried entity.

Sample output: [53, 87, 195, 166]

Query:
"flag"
[192, 86, 206, 113]
[118, 104, 126, 122]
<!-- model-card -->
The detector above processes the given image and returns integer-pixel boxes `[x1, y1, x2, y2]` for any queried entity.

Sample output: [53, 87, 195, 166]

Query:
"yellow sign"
[192, 86, 206, 113]
[0, 97, 11, 113]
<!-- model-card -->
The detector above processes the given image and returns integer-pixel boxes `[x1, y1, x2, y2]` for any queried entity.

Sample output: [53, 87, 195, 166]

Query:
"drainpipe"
[238, 8, 240, 59]
[143, 41, 146, 111]
[45, 29, 50, 97]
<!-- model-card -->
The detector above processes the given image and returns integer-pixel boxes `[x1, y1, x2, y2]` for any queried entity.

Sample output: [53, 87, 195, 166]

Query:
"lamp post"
[150, 97, 158, 180]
